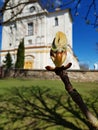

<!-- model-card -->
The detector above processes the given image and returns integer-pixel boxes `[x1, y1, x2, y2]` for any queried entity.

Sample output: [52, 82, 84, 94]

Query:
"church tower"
[1, 1, 80, 69]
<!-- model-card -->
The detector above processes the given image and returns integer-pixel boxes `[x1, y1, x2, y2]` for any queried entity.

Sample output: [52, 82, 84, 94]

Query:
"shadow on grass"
[0, 86, 98, 130]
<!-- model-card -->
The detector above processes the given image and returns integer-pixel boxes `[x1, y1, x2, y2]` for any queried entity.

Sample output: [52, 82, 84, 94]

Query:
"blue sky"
[0, 26, 2, 49]
[0, 0, 98, 69]
[73, 13, 98, 70]
[39, 0, 98, 69]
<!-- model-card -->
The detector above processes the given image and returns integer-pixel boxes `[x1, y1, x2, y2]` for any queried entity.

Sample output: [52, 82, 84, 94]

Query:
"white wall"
[1, 2, 80, 69]
[46, 10, 72, 47]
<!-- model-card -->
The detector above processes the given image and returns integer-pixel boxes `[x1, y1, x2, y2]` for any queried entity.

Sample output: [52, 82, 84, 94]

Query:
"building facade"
[1, 1, 80, 69]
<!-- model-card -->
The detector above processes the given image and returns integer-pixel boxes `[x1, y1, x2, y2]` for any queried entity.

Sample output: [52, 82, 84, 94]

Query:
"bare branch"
[0, 0, 38, 25]
[0, 0, 98, 28]
[1, 4, 26, 25]
[74, 0, 81, 16]
[85, 0, 95, 20]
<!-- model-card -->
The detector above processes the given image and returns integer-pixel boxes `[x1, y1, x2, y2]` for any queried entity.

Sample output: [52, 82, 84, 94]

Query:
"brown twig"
[45, 63, 98, 129]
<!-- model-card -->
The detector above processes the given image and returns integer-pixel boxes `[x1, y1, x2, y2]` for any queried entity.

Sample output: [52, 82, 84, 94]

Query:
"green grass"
[0, 78, 98, 130]
[0, 78, 64, 94]
[0, 78, 98, 96]
[72, 81, 98, 96]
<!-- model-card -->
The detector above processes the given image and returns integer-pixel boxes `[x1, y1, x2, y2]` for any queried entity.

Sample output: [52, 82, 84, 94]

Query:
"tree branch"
[46, 63, 98, 129]
[0, 0, 38, 25]
[0, 0, 98, 27]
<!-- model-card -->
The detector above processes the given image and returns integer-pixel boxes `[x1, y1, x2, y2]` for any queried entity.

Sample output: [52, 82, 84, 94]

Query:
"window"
[55, 17, 58, 26]
[28, 23, 33, 35]
[29, 6, 35, 13]
[28, 39, 32, 45]
[11, 10, 14, 17]
[9, 43, 12, 46]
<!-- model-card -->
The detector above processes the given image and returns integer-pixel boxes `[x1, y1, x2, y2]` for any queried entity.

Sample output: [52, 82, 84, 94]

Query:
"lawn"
[0, 78, 98, 130]
[0, 78, 98, 96]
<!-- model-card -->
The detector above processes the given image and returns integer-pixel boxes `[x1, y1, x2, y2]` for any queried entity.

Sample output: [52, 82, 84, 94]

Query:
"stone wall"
[68, 70, 98, 82]
[5, 69, 98, 82]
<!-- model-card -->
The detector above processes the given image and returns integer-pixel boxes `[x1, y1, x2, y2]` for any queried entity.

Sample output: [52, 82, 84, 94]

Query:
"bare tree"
[80, 63, 89, 70]
[0, 0, 38, 25]
[0, 0, 98, 28]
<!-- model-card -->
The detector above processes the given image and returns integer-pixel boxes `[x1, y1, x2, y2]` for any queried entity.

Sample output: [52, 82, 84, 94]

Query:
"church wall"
[1, 2, 80, 69]
[46, 10, 72, 48]
[24, 47, 52, 69]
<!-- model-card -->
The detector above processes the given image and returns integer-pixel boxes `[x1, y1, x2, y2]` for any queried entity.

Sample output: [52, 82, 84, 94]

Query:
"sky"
[0, 0, 98, 69]
[72, 0, 98, 70]
[40, 0, 98, 69]
[0, 26, 2, 49]
[73, 16, 98, 69]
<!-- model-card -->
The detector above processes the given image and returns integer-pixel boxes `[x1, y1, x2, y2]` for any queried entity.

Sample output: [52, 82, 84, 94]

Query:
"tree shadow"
[84, 89, 98, 118]
[0, 86, 98, 130]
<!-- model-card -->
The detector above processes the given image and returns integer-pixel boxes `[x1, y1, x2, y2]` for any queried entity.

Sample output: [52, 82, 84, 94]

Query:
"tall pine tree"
[3, 51, 13, 69]
[15, 39, 25, 68]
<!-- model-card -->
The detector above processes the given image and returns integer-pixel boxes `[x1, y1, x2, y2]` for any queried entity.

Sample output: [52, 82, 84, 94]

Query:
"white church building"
[1, 1, 80, 69]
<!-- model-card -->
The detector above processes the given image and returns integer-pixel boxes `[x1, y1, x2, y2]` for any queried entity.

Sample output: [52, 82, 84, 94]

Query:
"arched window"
[55, 17, 58, 26]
